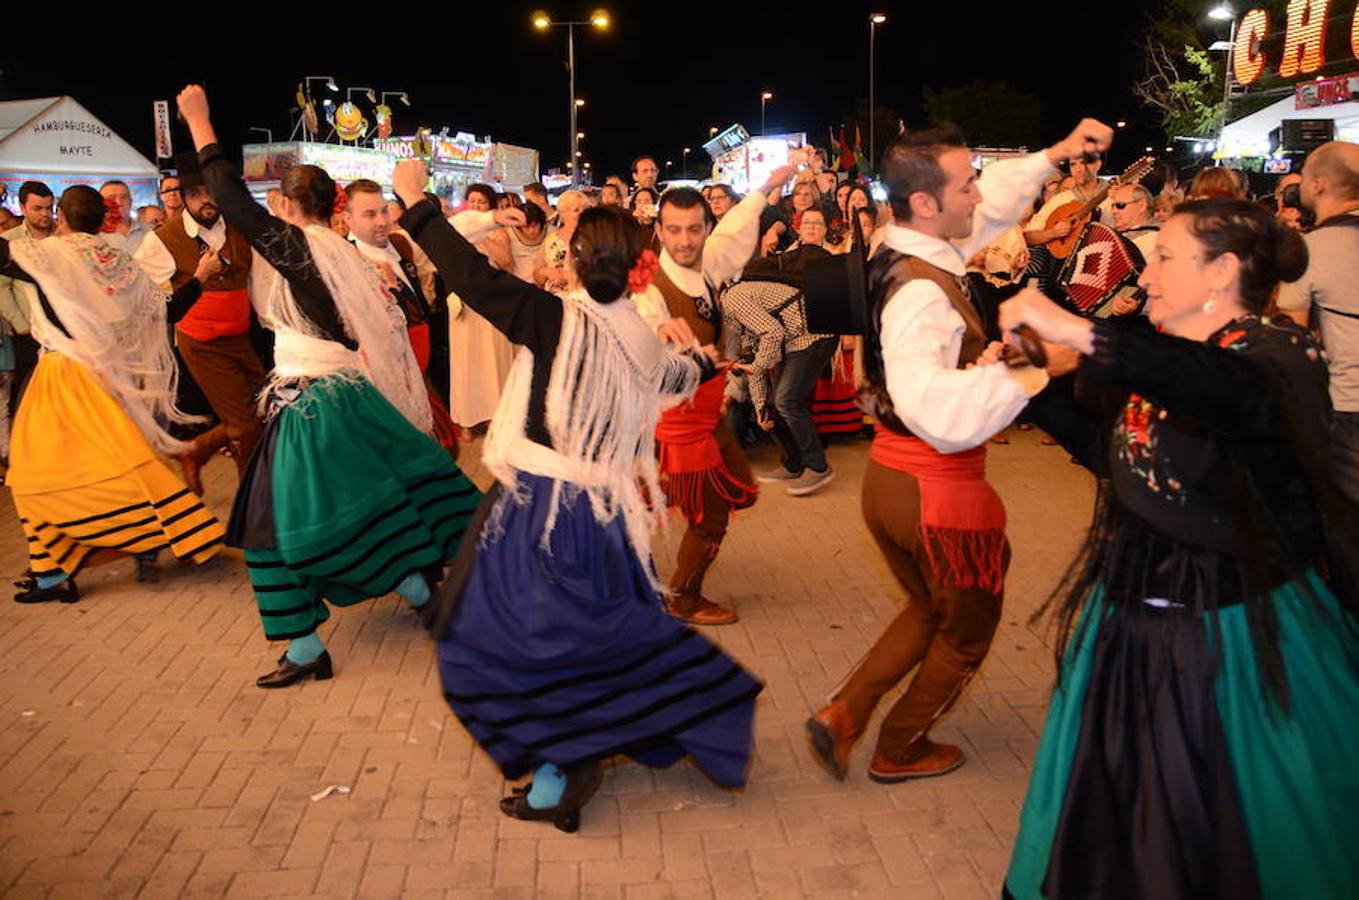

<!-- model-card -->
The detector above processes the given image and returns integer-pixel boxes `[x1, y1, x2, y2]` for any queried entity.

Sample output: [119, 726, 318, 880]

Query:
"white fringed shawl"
[482, 288, 702, 574]
[11, 233, 200, 455]
[251, 225, 432, 433]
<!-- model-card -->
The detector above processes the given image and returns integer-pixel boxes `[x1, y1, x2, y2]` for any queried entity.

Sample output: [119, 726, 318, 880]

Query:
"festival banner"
[153, 100, 173, 160]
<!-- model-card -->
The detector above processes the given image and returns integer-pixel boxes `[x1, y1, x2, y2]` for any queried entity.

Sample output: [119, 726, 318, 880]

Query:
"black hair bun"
[579, 247, 631, 303]
[1272, 227, 1309, 284]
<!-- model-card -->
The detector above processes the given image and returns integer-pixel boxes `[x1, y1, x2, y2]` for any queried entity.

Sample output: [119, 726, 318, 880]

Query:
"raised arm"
[393, 160, 562, 355]
[176, 85, 354, 349]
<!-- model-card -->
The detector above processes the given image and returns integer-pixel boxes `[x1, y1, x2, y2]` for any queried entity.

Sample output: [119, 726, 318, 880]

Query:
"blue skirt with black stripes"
[434, 472, 762, 786]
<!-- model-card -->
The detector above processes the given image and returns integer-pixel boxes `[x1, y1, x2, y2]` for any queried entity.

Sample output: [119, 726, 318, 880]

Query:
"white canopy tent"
[1217, 94, 1359, 160]
[0, 96, 160, 213]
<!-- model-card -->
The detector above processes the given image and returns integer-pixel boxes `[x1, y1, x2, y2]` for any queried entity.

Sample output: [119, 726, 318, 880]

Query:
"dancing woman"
[390, 160, 763, 832]
[999, 199, 1359, 898]
[176, 86, 482, 688]
[4, 185, 225, 602]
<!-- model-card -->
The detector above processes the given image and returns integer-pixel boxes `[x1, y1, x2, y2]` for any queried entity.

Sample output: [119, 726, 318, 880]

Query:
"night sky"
[2, 3, 1197, 181]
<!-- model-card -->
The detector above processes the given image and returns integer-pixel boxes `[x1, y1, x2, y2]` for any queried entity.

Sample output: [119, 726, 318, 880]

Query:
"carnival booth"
[1215, 6, 1359, 175]
[704, 125, 809, 195]
[240, 142, 396, 202]
[0, 96, 160, 214]
[488, 142, 540, 195]
[373, 133, 494, 200]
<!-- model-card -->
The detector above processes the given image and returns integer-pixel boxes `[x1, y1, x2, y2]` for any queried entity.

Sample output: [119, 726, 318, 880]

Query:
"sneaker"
[757, 466, 803, 483]
[787, 467, 834, 497]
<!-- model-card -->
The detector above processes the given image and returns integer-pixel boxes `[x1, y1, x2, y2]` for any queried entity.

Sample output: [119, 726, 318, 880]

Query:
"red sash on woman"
[870, 427, 1007, 594]
[655, 371, 757, 521]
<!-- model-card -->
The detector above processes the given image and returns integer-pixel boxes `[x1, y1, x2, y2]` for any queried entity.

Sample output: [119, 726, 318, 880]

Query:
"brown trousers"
[175, 329, 267, 472]
[836, 459, 1009, 762]
[669, 422, 755, 600]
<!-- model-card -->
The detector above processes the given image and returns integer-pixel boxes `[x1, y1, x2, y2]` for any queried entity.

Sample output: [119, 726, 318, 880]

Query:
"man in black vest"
[806, 118, 1111, 784]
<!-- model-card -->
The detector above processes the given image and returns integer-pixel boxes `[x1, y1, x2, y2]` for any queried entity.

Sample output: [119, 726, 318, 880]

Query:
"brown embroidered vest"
[861, 248, 987, 436]
[155, 216, 253, 291]
[651, 265, 720, 346]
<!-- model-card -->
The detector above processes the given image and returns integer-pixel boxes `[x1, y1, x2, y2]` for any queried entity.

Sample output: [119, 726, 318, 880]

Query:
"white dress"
[447, 233, 515, 428]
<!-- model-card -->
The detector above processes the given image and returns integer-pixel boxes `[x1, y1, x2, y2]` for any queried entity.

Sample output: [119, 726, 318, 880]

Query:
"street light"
[347, 86, 377, 104]
[533, 9, 611, 188]
[1116, 120, 1128, 128]
[869, 13, 887, 171]
[379, 91, 410, 107]
[682, 147, 691, 177]
[1206, 4, 1238, 118]
[760, 90, 773, 135]
[709, 126, 719, 137]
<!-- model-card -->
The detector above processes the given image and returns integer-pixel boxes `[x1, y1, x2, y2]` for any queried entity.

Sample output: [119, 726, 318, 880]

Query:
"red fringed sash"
[656, 372, 758, 521]
[870, 428, 1007, 594]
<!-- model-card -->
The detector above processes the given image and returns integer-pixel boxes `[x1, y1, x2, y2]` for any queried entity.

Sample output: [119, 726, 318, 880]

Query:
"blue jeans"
[1334, 411, 1359, 509]
[771, 337, 838, 473]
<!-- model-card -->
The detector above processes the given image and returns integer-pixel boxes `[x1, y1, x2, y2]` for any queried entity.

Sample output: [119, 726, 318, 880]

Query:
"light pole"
[682, 147, 691, 177]
[1207, 3, 1238, 118]
[760, 91, 773, 135]
[534, 9, 610, 187]
[869, 13, 886, 172]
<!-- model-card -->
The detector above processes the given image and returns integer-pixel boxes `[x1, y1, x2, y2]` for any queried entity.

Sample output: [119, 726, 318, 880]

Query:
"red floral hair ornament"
[332, 185, 348, 217]
[99, 196, 122, 233]
[627, 248, 660, 294]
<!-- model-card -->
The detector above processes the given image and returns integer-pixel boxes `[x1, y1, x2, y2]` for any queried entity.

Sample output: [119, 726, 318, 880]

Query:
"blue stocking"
[36, 572, 70, 589]
[286, 632, 326, 665]
[396, 571, 431, 608]
[526, 763, 568, 809]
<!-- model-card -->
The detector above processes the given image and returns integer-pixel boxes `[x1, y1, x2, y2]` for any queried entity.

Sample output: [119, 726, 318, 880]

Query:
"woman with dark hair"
[390, 159, 763, 833]
[998, 199, 1359, 898]
[176, 85, 483, 688]
[3, 185, 225, 601]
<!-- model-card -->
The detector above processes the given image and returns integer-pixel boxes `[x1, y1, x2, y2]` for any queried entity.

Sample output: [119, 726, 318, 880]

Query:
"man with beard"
[1, 182, 55, 428]
[638, 164, 795, 625]
[135, 152, 265, 493]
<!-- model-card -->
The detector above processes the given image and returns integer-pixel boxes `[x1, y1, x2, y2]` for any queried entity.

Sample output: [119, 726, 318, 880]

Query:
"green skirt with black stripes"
[225, 375, 481, 640]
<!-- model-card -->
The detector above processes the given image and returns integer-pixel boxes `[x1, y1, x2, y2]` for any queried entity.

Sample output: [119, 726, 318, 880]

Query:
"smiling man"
[638, 164, 794, 626]
[806, 118, 1111, 785]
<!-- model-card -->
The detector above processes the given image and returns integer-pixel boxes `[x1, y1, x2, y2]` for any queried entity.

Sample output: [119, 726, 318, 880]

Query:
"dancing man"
[639, 166, 794, 625]
[806, 119, 1111, 783]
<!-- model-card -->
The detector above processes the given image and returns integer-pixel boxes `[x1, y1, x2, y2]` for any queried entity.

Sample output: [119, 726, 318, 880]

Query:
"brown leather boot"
[805, 700, 864, 781]
[177, 424, 228, 496]
[868, 739, 965, 783]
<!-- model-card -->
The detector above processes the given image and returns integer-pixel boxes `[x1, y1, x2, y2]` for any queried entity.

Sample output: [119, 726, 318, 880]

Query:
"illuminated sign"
[372, 133, 492, 168]
[1234, 1, 1359, 83]
[1295, 71, 1359, 106]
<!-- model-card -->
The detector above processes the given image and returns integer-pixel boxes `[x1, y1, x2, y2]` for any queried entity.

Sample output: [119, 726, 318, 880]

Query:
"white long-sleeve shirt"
[880, 151, 1055, 454]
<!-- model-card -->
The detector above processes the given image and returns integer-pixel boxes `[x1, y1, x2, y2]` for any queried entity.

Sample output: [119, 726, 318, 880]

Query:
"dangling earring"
[1202, 290, 1218, 315]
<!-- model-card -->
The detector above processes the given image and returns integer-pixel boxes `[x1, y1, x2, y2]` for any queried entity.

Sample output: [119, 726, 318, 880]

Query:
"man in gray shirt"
[1279, 140, 1359, 504]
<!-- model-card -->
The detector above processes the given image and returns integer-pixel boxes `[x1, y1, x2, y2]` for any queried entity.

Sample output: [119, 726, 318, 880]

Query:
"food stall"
[240, 142, 396, 202]
[704, 125, 808, 194]
[0, 96, 160, 213]
[373, 132, 494, 201]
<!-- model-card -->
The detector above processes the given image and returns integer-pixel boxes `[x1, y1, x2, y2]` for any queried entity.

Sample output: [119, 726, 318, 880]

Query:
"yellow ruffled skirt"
[9, 352, 223, 578]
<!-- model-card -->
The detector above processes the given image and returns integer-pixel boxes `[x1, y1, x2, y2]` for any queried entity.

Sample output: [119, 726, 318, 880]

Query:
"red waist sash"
[870, 427, 1007, 594]
[655, 370, 757, 521]
[177, 287, 251, 342]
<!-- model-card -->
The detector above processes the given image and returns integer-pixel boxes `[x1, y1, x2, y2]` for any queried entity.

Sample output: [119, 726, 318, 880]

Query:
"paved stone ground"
[0, 430, 1095, 899]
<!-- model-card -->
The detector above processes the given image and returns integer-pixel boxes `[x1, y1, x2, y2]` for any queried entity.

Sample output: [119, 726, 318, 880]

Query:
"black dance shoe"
[13, 576, 80, 604]
[135, 551, 160, 583]
[499, 761, 604, 833]
[256, 651, 334, 688]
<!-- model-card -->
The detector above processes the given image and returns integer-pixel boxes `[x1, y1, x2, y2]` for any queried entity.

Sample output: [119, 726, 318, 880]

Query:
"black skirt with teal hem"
[434, 472, 763, 785]
[226, 376, 481, 640]
[1004, 571, 1359, 899]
